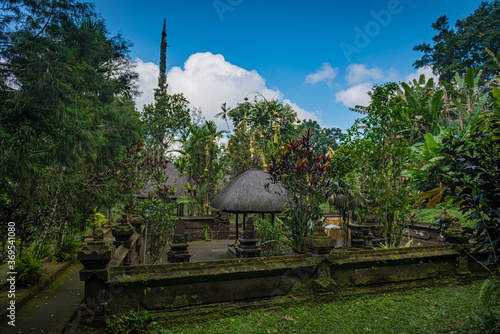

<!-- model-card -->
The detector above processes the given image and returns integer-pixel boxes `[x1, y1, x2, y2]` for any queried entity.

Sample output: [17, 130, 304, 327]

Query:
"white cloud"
[305, 63, 338, 87]
[133, 52, 320, 130]
[404, 66, 439, 84]
[0, 57, 20, 90]
[283, 99, 319, 122]
[335, 82, 373, 108]
[333, 65, 439, 109]
[345, 64, 384, 85]
[133, 58, 160, 111]
[167, 52, 282, 130]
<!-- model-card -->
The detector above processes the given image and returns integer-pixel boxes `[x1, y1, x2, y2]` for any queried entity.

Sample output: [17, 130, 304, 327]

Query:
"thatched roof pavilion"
[136, 162, 188, 199]
[210, 169, 286, 239]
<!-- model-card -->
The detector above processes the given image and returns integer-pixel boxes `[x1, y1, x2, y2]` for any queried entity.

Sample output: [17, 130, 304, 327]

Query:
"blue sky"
[92, 0, 486, 131]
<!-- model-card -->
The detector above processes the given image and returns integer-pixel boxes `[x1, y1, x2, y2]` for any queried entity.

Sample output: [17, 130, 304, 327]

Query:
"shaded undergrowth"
[152, 281, 485, 334]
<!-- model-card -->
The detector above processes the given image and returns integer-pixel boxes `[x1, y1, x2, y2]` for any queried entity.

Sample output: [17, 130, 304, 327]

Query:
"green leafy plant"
[27, 239, 54, 261]
[442, 116, 500, 264]
[52, 231, 81, 262]
[106, 309, 162, 334]
[441, 68, 490, 132]
[180, 120, 225, 216]
[202, 224, 211, 241]
[256, 218, 287, 256]
[141, 197, 176, 264]
[339, 83, 416, 248]
[378, 239, 413, 249]
[477, 277, 500, 333]
[401, 74, 444, 141]
[86, 212, 108, 230]
[16, 254, 43, 287]
[328, 177, 365, 248]
[268, 130, 335, 253]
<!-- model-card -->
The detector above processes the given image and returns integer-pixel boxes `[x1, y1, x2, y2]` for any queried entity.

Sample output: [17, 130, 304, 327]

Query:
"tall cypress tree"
[155, 18, 168, 99]
[142, 18, 191, 157]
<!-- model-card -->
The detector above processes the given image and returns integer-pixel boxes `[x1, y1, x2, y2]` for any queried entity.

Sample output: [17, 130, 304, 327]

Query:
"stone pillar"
[312, 257, 334, 291]
[435, 209, 466, 244]
[112, 214, 134, 248]
[304, 219, 334, 254]
[362, 234, 374, 248]
[129, 215, 143, 234]
[457, 249, 471, 276]
[212, 210, 230, 239]
[167, 218, 191, 263]
[235, 218, 261, 258]
[129, 215, 145, 264]
[78, 228, 114, 328]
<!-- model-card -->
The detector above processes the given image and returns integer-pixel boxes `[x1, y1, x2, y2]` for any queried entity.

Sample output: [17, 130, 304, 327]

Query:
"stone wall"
[106, 255, 317, 314]
[182, 214, 231, 241]
[103, 245, 476, 316]
[78, 218, 485, 328]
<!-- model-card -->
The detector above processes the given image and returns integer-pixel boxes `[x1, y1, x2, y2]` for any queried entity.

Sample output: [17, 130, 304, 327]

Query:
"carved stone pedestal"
[362, 235, 374, 248]
[167, 218, 191, 263]
[436, 209, 467, 244]
[235, 218, 261, 258]
[78, 228, 114, 328]
[305, 219, 334, 254]
[167, 234, 191, 263]
[112, 215, 134, 248]
[129, 215, 143, 234]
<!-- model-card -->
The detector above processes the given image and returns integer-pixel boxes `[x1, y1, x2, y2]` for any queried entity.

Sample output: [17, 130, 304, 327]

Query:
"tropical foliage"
[337, 83, 416, 248]
[179, 121, 225, 215]
[413, 0, 500, 82]
[0, 0, 142, 261]
[268, 130, 335, 253]
[255, 217, 287, 257]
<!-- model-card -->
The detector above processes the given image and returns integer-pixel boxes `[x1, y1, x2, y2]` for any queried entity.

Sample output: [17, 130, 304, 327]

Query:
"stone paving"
[0, 239, 235, 334]
[160, 239, 233, 263]
[0, 262, 83, 334]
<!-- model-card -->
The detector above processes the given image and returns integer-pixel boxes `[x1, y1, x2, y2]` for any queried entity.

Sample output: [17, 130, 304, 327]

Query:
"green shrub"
[256, 218, 287, 257]
[476, 276, 500, 333]
[52, 233, 81, 262]
[86, 212, 108, 230]
[140, 198, 176, 264]
[27, 239, 54, 260]
[16, 254, 43, 287]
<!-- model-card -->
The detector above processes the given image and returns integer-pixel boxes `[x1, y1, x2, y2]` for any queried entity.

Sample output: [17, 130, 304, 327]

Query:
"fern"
[477, 276, 500, 332]
[480, 277, 500, 310]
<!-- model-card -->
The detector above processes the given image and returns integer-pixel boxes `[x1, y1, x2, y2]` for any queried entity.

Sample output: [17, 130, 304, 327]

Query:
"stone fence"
[78, 215, 145, 327]
[77, 216, 485, 328]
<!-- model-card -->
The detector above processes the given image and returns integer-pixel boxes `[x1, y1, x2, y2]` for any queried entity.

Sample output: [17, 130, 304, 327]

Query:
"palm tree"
[181, 121, 226, 215]
[215, 103, 232, 135]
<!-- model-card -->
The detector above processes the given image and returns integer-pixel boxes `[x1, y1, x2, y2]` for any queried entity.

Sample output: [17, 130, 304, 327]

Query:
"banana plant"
[401, 74, 445, 140]
[441, 68, 489, 131]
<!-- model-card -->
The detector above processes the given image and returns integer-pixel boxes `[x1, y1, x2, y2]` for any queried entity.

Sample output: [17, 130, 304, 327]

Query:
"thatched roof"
[210, 169, 286, 213]
[136, 163, 188, 199]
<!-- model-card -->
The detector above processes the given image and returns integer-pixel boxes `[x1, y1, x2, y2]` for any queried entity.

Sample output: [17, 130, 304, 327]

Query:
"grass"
[412, 205, 473, 228]
[157, 281, 486, 334]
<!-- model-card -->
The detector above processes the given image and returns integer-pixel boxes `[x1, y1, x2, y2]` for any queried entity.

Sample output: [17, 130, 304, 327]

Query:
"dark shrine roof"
[210, 169, 286, 214]
[136, 162, 188, 199]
